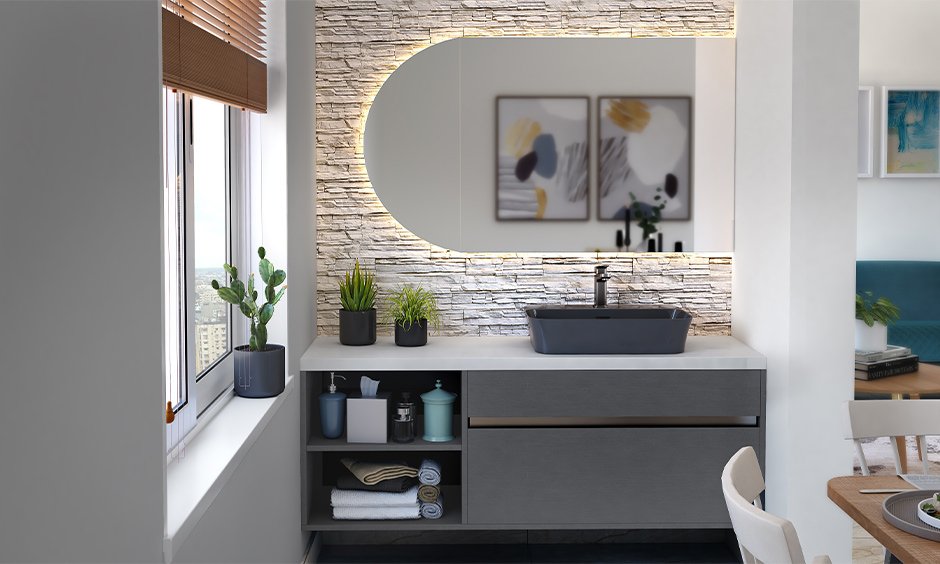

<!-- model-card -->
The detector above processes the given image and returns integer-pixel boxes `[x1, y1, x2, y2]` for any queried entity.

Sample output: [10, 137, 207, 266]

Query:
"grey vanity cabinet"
[465, 370, 765, 527]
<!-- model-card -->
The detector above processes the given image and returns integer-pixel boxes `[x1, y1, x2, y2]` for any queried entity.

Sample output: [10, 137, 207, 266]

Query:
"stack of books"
[855, 345, 919, 380]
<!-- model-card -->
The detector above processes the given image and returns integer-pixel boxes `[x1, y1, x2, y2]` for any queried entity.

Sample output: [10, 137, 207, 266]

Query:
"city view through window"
[193, 96, 230, 374]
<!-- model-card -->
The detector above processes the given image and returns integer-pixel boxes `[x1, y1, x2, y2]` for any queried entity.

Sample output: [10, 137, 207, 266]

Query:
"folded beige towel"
[418, 484, 440, 503]
[341, 458, 418, 485]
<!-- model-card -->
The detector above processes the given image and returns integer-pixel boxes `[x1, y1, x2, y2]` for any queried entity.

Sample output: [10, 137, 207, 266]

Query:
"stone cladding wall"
[315, 0, 735, 337]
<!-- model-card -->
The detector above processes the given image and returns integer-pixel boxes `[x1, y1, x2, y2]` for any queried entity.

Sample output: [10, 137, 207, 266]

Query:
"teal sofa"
[856, 261, 940, 362]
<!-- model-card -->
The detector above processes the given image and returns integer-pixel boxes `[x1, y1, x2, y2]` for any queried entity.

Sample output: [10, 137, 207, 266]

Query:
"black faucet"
[594, 265, 610, 308]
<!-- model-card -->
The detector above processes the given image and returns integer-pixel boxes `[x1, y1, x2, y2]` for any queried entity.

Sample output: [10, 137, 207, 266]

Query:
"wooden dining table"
[828, 475, 940, 564]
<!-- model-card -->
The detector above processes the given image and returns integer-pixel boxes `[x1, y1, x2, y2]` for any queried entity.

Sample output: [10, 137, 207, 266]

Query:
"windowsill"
[164, 373, 295, 563]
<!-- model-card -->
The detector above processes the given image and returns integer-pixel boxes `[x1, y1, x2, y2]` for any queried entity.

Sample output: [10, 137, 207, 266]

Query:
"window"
[164, 87, 252, 449]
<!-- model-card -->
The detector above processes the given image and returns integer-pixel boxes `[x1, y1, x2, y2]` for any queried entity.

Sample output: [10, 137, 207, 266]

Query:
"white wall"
[857, 0, 940, 260]
[172, 388, 303, 563]
[0, 1, 315, 562]
[734, 0, 858, 561]
[0, 1, 165, 562]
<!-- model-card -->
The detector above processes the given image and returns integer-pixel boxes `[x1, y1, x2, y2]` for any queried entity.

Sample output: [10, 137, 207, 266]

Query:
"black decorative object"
[395, 320, 429, 347]
[339, 309, 377, 346]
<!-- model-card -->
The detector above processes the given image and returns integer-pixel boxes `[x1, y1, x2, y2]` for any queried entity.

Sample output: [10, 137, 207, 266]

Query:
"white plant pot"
[855, 319, 888, 352]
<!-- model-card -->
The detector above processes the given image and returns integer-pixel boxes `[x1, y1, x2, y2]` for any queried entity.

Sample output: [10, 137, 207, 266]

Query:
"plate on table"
[883, 490, 940, 542]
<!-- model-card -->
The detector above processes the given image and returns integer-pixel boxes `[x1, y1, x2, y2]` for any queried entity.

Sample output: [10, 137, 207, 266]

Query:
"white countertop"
[299, 335, 766, 371]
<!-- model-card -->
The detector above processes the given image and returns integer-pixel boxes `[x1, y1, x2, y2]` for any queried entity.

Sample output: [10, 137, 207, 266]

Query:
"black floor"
[318, 542, 739, 563]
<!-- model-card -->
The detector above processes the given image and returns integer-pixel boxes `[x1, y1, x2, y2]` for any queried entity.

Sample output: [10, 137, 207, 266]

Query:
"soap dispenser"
[320, 372, 347, 439]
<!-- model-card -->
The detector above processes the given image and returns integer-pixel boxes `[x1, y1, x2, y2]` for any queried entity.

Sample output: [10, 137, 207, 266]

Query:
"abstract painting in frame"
[881, 87, 940, 178]
[597, 97, 691, 221]
[858, 86, 873, 178]
[496, 96, 589, 220]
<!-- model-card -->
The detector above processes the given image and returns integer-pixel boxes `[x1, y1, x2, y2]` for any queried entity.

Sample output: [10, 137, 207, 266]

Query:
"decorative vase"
[855, 319, 888, 352]
[339, 308, 377, 346]
[233, 344, 286, 398]
[395, 319, 428, 347]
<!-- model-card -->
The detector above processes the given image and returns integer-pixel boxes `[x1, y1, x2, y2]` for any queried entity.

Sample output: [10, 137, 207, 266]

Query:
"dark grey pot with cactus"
[339, 260, 377, 346]
[212, 246, 287, 398]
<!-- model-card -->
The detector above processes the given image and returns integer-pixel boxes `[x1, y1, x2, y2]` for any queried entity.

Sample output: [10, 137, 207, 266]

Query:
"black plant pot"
[233, 344, 285, 398]
[395, 319, 428, 347]
[339, 309, 377, 346]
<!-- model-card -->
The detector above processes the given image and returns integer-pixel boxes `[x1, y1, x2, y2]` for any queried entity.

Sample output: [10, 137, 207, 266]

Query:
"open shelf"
[304, 485, 462, 531]
[307, 416, 462, 452]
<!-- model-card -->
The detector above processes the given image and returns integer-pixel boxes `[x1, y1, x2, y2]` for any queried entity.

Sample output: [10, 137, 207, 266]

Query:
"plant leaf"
[259, 303, 274, 325]
[273, 287, 286, 306]
[271, 270, 286, 287]
[239, 301, 252, 318]
[217, 287, 240, 305]
[255, 323, 267, 350]
[259, 258, 273, 284]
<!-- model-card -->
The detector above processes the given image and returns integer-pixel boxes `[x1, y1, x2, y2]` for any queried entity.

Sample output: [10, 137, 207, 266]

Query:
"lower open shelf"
[304, 485, 463, 531]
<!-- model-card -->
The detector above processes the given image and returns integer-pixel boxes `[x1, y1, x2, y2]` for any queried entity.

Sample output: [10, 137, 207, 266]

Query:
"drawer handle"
[469, 416, 758, 428]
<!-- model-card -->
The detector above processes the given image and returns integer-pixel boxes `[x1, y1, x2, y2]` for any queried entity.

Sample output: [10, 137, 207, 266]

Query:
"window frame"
[166, 89, 252, 452]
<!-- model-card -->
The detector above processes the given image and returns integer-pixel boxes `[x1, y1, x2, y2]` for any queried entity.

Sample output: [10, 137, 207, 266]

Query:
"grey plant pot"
[395, 319, 428, 347]
[339, 308, 377, 346]
[233, 344, 285, 398]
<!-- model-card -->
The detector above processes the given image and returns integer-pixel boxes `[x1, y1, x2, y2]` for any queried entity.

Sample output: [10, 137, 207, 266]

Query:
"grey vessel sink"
[526, 306, 693, 354]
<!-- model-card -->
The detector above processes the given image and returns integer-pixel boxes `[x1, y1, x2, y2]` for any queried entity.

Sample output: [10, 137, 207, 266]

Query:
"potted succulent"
[384, 286, 441, 347]
[212, 247, 287, 398]
[338, 260, 378, 346]
[855, 291, 901, 352]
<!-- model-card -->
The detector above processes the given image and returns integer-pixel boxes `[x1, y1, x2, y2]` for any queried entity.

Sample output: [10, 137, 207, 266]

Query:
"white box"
[346, 395, 388, 443]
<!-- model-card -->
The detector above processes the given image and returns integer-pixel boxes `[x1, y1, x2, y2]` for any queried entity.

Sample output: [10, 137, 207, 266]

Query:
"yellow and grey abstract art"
[598, 97, 691, 221]
[496, 97, 589, 220]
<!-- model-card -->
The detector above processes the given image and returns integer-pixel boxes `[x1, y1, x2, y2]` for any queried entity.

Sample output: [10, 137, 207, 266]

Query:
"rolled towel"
[420, 494, 444, 520]
[333, 504, 420, 520]
[341, 458, 417, 486]
[331, 485, 419, 507]
[418, 484, 440, 503]
[336, 466, 417, 493]
[418, 459, 441, 486]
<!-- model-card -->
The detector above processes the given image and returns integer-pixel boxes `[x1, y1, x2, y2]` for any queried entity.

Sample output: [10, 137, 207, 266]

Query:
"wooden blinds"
[162, 0, 267, 113]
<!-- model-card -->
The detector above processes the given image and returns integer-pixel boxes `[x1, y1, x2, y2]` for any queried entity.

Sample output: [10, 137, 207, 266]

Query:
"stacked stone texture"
[316, 0, 735, 337]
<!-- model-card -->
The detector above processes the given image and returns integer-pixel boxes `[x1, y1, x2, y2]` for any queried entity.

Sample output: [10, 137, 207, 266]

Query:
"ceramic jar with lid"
[420, 379, 457, 442]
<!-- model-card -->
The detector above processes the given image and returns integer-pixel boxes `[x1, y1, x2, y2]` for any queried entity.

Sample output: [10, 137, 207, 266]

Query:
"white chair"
[843, 399, 940, 475]
[721, 446, 831, 564]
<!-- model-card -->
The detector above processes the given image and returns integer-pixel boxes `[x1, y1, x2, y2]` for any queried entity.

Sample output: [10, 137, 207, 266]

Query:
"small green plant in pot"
[855, 291, 901, 352]
[629, 188, 667, 249]
[384, 286, 441, 347]
[338, 260, 378, 346]
[212, 247, 287, 398]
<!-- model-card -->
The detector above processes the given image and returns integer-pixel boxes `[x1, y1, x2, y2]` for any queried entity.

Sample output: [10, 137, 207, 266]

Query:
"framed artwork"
[597, 96, 691, 221]
[858, 86, 873, 178]
[495, 96, 589, 220]
[881, 87, 940, 178]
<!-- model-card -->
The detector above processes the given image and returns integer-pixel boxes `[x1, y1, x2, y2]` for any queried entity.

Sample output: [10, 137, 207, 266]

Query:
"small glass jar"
[392, 392, 415, 443]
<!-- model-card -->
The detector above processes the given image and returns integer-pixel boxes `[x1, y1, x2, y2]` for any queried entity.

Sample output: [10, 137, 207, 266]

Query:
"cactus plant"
[211, 247, 287, 351]
[339, 260, 377, 312]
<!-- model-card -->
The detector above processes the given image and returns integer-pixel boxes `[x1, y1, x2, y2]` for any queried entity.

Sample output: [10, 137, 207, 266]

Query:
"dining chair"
[843, 399, 940, 475]
[721, 446, 831, 564]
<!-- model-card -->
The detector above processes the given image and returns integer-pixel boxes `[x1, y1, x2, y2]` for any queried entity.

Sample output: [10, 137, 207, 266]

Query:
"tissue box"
[346, 395, 388, 443]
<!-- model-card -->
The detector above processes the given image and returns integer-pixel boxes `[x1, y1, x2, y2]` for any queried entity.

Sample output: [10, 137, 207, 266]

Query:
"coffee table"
[855, 363, 940, 473]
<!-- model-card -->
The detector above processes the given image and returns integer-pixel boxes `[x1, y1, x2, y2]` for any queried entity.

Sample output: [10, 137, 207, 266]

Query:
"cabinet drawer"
[466, 427, 759, 526]
[467, 370, 762, 418]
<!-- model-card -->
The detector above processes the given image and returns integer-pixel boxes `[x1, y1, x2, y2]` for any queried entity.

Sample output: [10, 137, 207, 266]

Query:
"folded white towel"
[418, 459, 441, 486]
[330, 486, 419, 507]
[420, 494, 444, 520]
[332, 504, 421, 520]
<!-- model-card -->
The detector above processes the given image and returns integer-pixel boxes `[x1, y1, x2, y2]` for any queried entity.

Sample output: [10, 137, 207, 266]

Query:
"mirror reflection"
[364, 37, 735, 253]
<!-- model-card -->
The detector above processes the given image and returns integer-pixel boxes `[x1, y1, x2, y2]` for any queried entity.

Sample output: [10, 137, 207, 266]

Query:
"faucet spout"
[593, 265, 611, 308]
